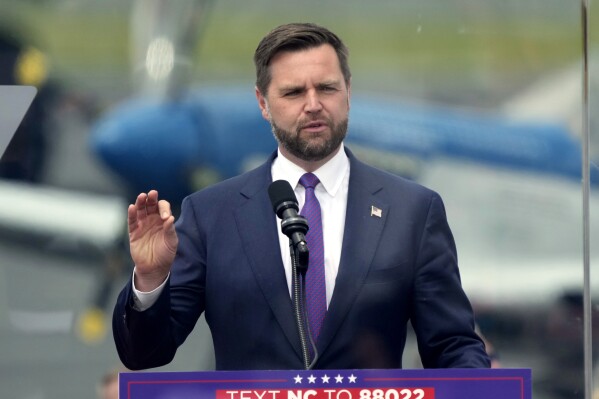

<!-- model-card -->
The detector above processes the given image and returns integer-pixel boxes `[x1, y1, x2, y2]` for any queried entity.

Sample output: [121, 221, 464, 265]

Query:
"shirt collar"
[271, 145, 349, 197]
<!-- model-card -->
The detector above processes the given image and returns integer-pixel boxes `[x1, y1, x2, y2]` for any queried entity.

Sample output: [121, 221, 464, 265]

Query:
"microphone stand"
[290, 240, 313, 369]
[268, 182, 318, 369]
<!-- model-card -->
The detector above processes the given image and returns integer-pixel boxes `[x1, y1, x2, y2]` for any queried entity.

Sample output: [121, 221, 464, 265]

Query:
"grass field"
[1, 0, 595, 104]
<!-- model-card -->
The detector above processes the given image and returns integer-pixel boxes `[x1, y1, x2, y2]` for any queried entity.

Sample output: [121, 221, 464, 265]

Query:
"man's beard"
[270, 117, 348, 162]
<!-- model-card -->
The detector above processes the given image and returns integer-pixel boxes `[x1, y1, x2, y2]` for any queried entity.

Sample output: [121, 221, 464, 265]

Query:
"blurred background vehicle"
[0, 23, 54, 182]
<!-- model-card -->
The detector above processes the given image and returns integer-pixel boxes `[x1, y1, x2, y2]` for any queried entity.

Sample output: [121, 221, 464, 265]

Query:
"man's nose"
[304, 90, 323, 113]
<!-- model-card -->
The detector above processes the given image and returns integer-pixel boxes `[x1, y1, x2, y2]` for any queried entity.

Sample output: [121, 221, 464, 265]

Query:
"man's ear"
[255, 87, 270, 121]
[346, 78, 351, 109]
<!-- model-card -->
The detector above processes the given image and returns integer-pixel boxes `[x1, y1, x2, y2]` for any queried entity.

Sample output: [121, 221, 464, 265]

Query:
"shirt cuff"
[131, 268, 169, 311]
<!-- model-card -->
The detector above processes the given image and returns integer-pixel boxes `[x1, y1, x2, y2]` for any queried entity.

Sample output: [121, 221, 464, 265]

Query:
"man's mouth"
[300, 120, 328, 133]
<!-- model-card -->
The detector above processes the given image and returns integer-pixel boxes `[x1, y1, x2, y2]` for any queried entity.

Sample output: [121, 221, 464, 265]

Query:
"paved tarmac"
[0, 234, 215, 398]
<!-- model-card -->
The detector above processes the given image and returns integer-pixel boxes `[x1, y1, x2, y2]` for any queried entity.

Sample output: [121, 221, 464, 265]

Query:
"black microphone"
[268, 180, 309, 269]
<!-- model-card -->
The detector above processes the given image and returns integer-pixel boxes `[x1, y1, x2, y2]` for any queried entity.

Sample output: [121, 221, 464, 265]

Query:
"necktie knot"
[299, 173, 320, 190]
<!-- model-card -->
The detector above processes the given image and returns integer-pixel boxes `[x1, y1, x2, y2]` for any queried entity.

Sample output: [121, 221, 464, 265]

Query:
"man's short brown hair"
[254, 23, 351, 95]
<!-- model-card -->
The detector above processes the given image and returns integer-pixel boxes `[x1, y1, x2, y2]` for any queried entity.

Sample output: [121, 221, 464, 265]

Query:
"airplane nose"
[89, 99, 201, 203]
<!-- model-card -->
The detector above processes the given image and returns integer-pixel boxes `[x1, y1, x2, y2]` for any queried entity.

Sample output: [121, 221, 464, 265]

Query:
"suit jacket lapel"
[233, 156, 303, 360]
[317, 151, 389, 356]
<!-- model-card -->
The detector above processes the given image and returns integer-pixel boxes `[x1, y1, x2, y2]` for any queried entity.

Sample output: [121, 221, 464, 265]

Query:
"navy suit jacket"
[113, 148, 490, 370]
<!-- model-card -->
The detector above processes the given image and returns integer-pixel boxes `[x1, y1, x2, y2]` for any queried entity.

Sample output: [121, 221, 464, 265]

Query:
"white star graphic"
[308, 375, 317, 384]
[294, 374, 303, 384]
[335, 374, 344, 383]
[348, 374, 357, 383]
[321, 374, 330, 383]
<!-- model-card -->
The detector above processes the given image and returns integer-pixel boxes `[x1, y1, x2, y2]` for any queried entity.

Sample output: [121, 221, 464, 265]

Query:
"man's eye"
[283, 90, 300, 97]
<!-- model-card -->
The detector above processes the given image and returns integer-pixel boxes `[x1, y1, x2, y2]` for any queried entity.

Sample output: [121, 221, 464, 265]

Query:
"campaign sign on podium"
[120, 368, 531, 399]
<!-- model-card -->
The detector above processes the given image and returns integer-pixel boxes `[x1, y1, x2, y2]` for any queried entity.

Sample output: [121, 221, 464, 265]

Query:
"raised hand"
[128, 190, 178, 291]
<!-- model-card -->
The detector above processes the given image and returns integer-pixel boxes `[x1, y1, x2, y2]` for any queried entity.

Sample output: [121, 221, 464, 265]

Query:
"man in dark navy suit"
[113, 22, 490, 370]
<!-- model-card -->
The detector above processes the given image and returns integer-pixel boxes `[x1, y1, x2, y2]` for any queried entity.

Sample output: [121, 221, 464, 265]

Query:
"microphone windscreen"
[268, 180, 297, 215]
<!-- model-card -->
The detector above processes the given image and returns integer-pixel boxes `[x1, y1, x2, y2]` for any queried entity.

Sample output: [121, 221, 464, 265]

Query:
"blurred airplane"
[89, 75, 599, 283]
[89, 84, 594, 202]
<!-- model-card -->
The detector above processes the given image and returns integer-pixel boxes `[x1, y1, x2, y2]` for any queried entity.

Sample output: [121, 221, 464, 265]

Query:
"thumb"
[163, 215, 179, 253]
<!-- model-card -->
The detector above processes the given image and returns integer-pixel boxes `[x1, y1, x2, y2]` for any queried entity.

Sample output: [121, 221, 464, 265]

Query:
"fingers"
[159, 200, 178, 252]
[131, 191, 159, 217]
[128, 191, 173, 233]
[158, 199, 177, 237]
[145, 190, 159, 214]
[127, 204, 138, 233]
[157, 199, 172, 220]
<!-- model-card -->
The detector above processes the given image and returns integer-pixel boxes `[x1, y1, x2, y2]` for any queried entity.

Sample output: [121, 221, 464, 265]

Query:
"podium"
[120, 368, 531, 399]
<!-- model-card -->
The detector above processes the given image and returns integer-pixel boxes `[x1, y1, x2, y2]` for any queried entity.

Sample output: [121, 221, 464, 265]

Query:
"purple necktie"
[299, 173, 326, 341]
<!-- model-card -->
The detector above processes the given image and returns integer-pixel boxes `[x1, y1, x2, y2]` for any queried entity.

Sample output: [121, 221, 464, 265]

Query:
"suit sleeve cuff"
[131, 267, 169, 311]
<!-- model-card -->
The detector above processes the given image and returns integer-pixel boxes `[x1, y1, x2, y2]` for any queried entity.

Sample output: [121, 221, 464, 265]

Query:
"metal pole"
[581, 1, 593, 398]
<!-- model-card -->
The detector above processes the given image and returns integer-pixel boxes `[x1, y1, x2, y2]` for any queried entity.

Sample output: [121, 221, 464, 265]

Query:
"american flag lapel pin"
[370, 206, 382, 218]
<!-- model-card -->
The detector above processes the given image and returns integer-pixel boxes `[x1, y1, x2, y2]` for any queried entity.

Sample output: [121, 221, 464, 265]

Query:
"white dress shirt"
[132, 146, 350, 311]
[271, 147, 350, 307]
